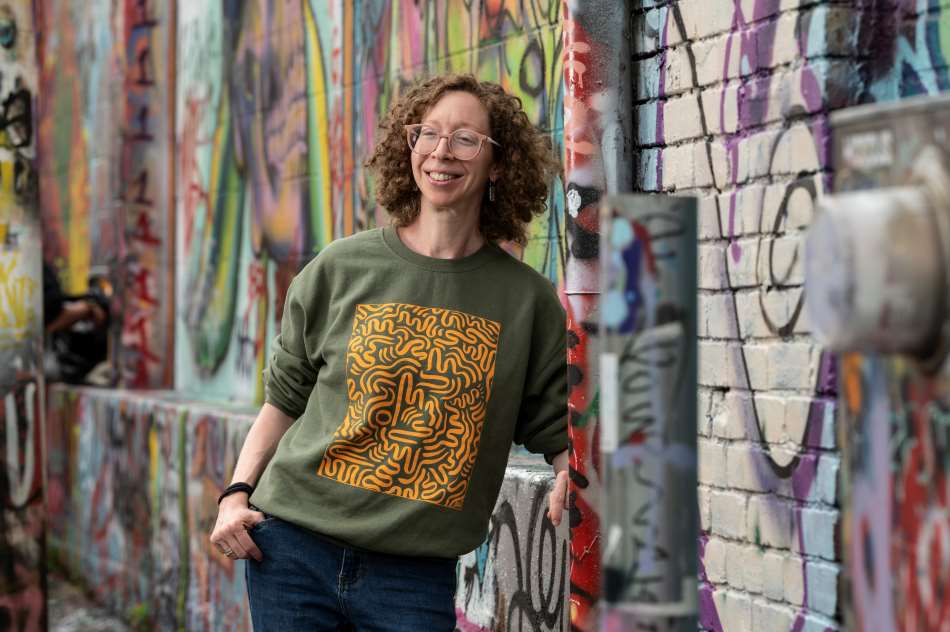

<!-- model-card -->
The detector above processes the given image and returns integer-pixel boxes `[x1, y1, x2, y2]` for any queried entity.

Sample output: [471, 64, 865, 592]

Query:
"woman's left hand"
[546, 450, 569, 527]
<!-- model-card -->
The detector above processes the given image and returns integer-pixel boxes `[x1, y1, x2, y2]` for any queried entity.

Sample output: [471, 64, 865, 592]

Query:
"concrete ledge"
[46, 385, 568, 631]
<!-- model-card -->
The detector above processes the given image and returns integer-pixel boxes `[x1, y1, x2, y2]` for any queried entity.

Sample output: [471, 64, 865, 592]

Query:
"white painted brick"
[755, 287, 806, 338]
[806, 560, 839, 617]
[756, 234, 806, 287]
[733, 290, 770, 339]
[726, 443, 760, 492]
[634, 9, 664, 56]
[815, 455, 839, 506]
[709, 139, 731, 189]
[713, 390, 752, 440]
[710, 490, 748, 539]
[698, 388, 718, 437]
[699, 438, 728, 487]
[664, 94, 704, 143]
[694, 1, 738, 40]
[769, 13, 801, 67]
[637, 101, 661, 145]
[799, 613, 841, 632]
[747, 494, 794, 549]
[699, 292, 738, 339]
[698, 243, 728, 290]
[784, 554, 806, 606]
[735, 130, 780, 183]
[753, 393, 785, 444]
[698, 484, 712, 532]
[724, 540, 747, 589]
[770, 122, 825, 175]
[699, 341, 748, 389]
[715, 588, 752, 632]
[798, 507, 838, 561]
[743, 344, 769, 390]
[697, 195, 723, 239]
[719, 184, 765, 238]
[703, 535, 727, 583]
[724, 238, 760, 288]
[751, 597, 795, 631]
[691, 141, 715, 188]
[761, 550, 786, 601]
[691, 33, 730, 86]
[785, 396, 813, 445]
[767, 342, 819, 390]
[663, 46, 692, 96]
[741, 546, 764, 593]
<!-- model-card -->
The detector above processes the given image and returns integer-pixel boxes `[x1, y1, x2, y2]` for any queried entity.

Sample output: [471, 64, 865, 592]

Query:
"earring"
[488, 180, 496, 202]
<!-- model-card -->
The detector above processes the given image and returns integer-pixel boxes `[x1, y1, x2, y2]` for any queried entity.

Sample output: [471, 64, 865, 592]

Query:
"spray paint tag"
[600, 352, 619, 453]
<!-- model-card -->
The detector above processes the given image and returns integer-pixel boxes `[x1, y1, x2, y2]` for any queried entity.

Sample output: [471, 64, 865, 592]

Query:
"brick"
[742, 344, 769, 390]
[767, 342, 819, 390]
[638, 148, 662, 191]
[713, 390, 752, 440]
[726, 443, 761, 491]
[757, 234, 806, 288]
[798, 507, 838, 561]
[697, 195, 723, 239]
[725, 238, 760, 288]
[703, 535, 727, 583]
[699, 291, 738, 339]
[747, 494, 794, 549]
[741, 546, 764, 593]
[753, 393, 785, 444]
[664, 94, 705, 143]
[699, 341, 746, 388]
[761, 550, 786, 600]
[814, 455, 839, 506]
[698, 484, 712, 532]
[699, 438, 728, 487]
[784, 555, 806, 606]
[715, 589, 752, 632]
[806, 560, 839, 617]
[719, 184, 765, 238]
[698, 243, 729, 290]
[710, 489, 748, 539]
[724, 540, 747, 589]
[698, 388, 718, 437]
[692, 140, 715, 188]
[751, 597, 795, 631]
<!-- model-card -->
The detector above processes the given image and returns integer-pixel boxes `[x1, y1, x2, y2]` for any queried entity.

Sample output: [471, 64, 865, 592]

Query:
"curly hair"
[366, 74, 559, 245]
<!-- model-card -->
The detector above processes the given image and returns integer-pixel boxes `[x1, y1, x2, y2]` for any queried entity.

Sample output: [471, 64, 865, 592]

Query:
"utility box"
[805, 94, 950, 632]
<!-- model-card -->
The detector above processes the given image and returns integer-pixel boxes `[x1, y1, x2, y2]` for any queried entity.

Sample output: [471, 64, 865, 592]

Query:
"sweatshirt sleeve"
[513, 290, 568, 456]
[264, 274, 321, 419]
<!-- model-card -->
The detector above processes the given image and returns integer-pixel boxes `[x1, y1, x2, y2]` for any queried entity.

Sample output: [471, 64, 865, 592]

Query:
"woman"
[210, 74, 569, 631]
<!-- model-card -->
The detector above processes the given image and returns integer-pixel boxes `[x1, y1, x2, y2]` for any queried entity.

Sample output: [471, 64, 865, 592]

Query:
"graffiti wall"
[46, 387, 568, 631]
[0, 3, 45, 631]
[634, 2, 850, 630]
[175, 0, 565, 403]
[36, 0, 175, 388]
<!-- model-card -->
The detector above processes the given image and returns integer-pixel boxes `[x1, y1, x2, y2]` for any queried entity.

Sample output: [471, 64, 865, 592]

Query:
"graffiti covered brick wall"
[0, 2, 45, 629]
[634, 3, 851, 630]
[175, 0, 565, 403]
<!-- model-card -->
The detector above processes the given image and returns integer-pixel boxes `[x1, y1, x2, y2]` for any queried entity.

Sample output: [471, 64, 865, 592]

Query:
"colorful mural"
[0, 2, 45, 630]
[36, 0, 174, 388]
[175, 0, 565, 403]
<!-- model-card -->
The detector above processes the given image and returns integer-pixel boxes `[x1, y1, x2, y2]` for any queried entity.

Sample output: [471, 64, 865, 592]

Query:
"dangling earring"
[488, 180, 496, 202]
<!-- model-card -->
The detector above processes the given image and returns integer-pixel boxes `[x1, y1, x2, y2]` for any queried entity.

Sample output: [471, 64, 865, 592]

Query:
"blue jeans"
[245, 515, 458, 631]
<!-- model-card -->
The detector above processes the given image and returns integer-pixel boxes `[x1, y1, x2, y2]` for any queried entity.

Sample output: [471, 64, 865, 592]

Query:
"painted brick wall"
[635, 2, 950, 631]
[634, 2, 848, 630]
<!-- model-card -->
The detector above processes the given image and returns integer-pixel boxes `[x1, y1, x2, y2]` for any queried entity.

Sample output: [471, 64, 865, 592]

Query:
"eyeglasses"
[404, 124, 500, 161]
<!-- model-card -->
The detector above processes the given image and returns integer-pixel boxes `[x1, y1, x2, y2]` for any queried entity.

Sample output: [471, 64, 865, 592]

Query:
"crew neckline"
[381, 224, 499, 272]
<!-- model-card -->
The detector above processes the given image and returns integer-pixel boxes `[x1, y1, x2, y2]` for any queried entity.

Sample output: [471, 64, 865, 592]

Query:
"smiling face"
[410, 91, 498, 218]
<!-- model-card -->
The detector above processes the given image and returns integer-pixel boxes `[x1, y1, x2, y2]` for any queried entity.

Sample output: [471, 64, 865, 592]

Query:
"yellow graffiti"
[0, 251, 37, 339]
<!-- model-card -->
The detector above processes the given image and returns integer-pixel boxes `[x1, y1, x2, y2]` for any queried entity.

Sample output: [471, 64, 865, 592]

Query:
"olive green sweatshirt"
[250, 225, 567, 558]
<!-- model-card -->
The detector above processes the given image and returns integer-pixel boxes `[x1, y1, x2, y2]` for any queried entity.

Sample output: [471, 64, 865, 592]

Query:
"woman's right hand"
[209, 495, 265, 562]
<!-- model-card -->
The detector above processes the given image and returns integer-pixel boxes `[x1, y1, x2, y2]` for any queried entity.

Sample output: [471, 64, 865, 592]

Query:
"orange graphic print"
[316, 303, 501, 510]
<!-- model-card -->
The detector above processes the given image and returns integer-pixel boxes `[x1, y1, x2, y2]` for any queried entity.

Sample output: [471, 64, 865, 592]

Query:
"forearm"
[230, 402, 296, 488]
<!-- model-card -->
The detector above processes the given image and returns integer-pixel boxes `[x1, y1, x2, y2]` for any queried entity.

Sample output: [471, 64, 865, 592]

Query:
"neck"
[398, 202, 484, 259]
